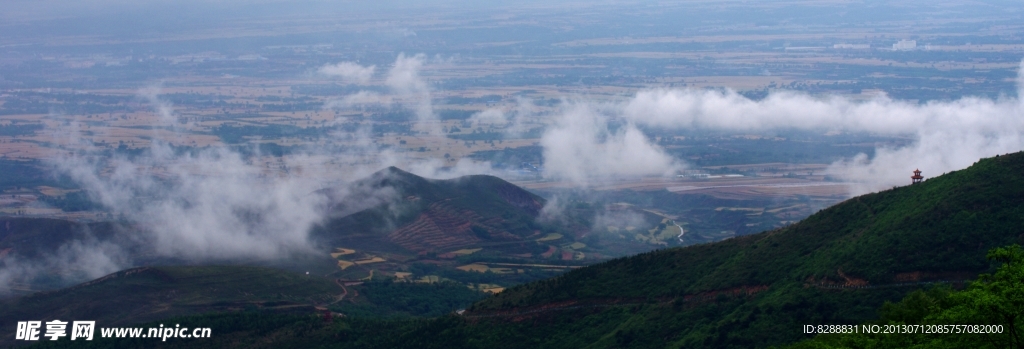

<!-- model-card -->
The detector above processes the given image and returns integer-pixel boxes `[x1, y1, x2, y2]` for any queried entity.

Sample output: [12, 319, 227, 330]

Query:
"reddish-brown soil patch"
[387, 201, 515, 252]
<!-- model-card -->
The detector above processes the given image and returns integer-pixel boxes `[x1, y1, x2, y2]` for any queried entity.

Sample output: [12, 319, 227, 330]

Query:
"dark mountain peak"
[355, 167, 544, 212]
[315, 168, 549, 254]
[363, 166, 431, 190]
[320, 167, 432, 205]
[373, 166, 413, 178]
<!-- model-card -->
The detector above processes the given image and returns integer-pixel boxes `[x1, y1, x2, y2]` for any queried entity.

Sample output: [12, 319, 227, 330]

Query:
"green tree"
[789, 245, 1024, 349]
[933, 245, 1024, 348]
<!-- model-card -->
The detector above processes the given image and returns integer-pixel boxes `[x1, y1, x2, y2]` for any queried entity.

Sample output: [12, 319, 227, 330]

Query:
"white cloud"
[386, 53, 438, 132]
[0, 236, 129, 296]
[467, 97, 537, 137]
[611, 61, 1024, 194]
[540, 103, 681, 185]
[621, 88, 1010, 135]
[137, 84, 178, 127]
[318, 61, 375, 84]
[57, 141, 328, 261]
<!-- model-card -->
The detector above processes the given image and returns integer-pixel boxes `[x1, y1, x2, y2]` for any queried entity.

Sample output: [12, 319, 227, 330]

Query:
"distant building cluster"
[833, 44, 870, 49]
[677, 170, 709, 179]
[893, 40, 917, 51]
[675, 170, 745, 179]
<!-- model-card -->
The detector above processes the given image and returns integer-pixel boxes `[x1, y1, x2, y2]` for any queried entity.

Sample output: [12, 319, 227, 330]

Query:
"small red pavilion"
[911, 169, 923, 184]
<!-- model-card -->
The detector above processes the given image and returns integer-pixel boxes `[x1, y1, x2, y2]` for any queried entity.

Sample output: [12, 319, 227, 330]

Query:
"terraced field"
[387, 202, 487, 252]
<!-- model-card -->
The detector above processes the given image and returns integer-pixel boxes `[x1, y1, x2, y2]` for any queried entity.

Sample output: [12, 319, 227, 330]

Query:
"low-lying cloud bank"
[539, 60, 1024, 194]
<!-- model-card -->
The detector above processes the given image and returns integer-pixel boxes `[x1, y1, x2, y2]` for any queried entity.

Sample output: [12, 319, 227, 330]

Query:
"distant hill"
[100, 151, 1022, 349]
[312, 166, 549, 255]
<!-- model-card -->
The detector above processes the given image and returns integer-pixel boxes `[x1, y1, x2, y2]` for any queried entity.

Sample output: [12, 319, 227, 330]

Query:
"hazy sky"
[4, 0, 1021, 47]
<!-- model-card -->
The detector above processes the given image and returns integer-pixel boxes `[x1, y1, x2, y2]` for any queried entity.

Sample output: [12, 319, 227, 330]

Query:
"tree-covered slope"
[364, 151, 1024, 348]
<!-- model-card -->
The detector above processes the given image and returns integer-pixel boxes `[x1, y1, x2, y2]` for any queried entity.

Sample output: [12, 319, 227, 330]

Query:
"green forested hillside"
[439, 152, 1024, 347]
